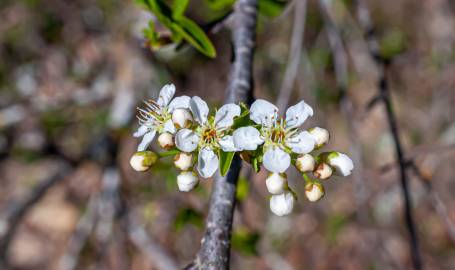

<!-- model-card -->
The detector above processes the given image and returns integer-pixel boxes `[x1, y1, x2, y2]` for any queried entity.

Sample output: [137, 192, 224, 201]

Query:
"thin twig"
[355, 0, 422, 269]
[188, 1, 258, 269]
[318, 0, 368, 222]
[0, 164, 72, 267]
[276, 0, 307, 111]
[408, 162, 455, 243]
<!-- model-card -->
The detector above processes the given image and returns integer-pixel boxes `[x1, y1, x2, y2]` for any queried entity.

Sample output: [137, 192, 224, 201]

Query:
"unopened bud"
[130, 151, 158, 172]
[309, 127, 329, 148]
[327, 152, 354, 176]
[177, 171, 199, 192]
[158, 132, 174, 149]
[305, 182, 325, 202]
[174, 152, 193, 171]
[172, 108, 193, 129]
[266, 173, 287, 195]
[269, 191, 295, 216]
[295, 154, 315, 172]
[313, 163, 333, 180]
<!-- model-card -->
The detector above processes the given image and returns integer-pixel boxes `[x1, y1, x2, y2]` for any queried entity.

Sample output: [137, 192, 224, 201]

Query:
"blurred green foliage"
[174, 207, 204, 231]
[325, 214, 348, 244]
[236, 176, 250, 201]
[379, 28, 406, 60]
[232, 227, 260, 256]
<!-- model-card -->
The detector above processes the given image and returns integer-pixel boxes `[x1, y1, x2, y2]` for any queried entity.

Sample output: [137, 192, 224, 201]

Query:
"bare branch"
[276, 0, 307, 111]
[355, 0, 422, 269]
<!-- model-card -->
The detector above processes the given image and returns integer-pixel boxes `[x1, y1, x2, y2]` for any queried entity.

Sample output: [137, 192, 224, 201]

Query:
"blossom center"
[201, 127, 218, 145]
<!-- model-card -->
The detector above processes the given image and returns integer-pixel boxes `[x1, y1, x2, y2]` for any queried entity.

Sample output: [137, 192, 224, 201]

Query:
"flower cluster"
[130, 84, 354, 216]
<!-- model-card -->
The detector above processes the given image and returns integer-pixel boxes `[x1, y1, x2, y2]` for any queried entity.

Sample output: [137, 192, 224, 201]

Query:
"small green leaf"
[172, 17, 217, 57]
[219, 150, 235, 176]
[232, 104, 253, 129]
[172, 0, 189, 20]
[258, 0, 287, 18]
[251, 156, 261, 172]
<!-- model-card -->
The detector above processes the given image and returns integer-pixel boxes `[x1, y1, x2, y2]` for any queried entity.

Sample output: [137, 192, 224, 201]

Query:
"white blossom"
[233, 99, 315, 173]
[269, 191, 295, 216]
[175, 97, 241, 178]
[266, 173, 287, 195]
[174, 152, 193, 171]
[157, 132, 174, 149]
[129, 151, 158, 172]
[177, 171, 199, 192]
[133, 84, 190, 151]
[305, 182, 325, 202]
[295, 153, 315, 173]
[327, 152, 354, 176]
[314, 163, 333, 180]
[309, 127, 329, 148]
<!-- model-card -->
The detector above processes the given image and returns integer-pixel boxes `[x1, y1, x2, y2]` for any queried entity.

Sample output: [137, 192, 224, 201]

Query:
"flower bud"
[269, 191, 295, 216]
[305, 182, 325, 202]
[130, 151, 158, 172]
[266, 173, 287, 195]
[177, 171, 199, 192]
[295, 154, 315, 172]
[172, 108, 193, 129]
[327, 152, 354, 176]
[158, 132, 174, 149]
[309, 127, 329, 148]
[174, 152, 193, 171]
[313, 163, 333, 180]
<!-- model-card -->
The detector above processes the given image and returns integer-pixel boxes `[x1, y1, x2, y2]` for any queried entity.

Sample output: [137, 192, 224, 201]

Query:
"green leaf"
[172, 17, 217, 58]
[172, 0, 189, 20]
[251, 156, 261, 172]
[232, 104, 253, 129]
[258, 0, 287, 18]
[219, 150, 235, 176]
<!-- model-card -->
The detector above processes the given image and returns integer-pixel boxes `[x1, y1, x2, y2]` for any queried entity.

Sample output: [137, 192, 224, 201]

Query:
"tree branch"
[189, 1, 258, 269]
[355, 0, 422, 269]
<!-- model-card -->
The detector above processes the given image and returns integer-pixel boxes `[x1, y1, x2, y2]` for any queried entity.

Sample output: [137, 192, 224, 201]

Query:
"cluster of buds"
[130, 84, 354, 216]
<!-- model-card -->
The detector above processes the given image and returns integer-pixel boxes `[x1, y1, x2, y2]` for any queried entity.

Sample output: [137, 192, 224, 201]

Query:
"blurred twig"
[276, 0, 307, 111]
[355, 0, 422, 269]
[318, 0, 368, 222]
[0, 163, 72, 267]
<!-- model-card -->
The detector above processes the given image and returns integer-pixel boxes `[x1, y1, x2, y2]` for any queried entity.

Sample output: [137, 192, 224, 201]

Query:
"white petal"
[190, 96, 209, 125]
[137, 130, 157, 151]
[285, 100, 313, 128]
[163, 119, 176, 134]
[328, 152, 354, 176]
[285, 131, 315, 154]
[218, 135, 238, 152]
[263, 147, 291, 173]
[175, 129, 199, 152]
[215, 103, 241, 129]
[177, 171, 199, 192]
[133, 125, 149, 137]
[168, 95, 190, 112]
[232, 126, 264, 151]
[157, 84, 176, 107]
[266, 173, 287, 195]
[197, 147, 219, 178]
[249, 99, 278, 127]
[269, 191, 295, 216]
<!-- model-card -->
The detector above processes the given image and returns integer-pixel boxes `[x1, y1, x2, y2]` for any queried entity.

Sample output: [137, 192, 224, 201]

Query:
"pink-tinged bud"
[266, 173, 287, 195]
[172, 108, 193, 129]
[269, 191, 295, 216]
[130, 151, 158, 172]
[295, 154, 315, 172]
[313, 163, 333, 180]
[177, 171, 199, 192]
[174, 152, 193, 171]
[157, 132, 174, 149]
[309, 127, 330, 148]
[305, 182, 325, 202]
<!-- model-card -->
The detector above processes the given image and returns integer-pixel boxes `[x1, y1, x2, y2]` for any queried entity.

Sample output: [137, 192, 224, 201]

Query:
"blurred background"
[0, 0, 455, 269]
